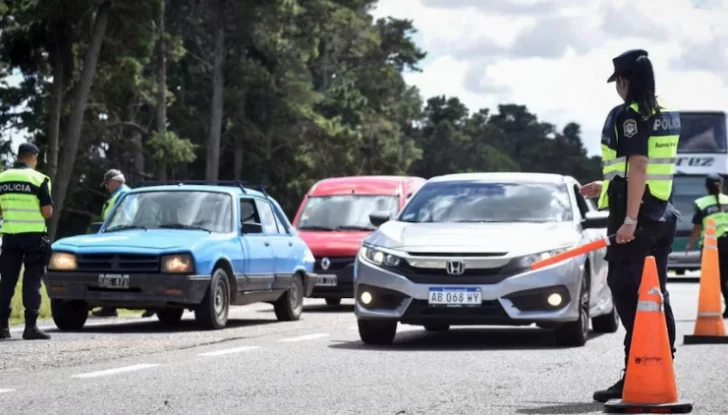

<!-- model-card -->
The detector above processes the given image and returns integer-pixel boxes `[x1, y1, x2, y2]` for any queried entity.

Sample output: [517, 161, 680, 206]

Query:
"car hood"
[365, 221, 581, 255]
[297, 230, 370, 257]
[52, 229, 220, 252]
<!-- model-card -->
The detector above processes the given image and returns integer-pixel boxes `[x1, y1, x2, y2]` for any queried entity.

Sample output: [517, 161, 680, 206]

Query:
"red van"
[292, 175, 426, 306]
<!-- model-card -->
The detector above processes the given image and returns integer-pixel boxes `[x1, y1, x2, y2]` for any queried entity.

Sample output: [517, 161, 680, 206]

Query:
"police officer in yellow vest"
[0, 143, 53, 340]
[579, 49, 680, 403]
[685, 173, 728, 318]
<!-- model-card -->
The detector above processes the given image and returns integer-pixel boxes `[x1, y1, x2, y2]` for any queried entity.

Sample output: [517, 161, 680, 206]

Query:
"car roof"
[428, 172, 574, 185]
[130, 184, 267, 199]
[308, 175, 425, 196]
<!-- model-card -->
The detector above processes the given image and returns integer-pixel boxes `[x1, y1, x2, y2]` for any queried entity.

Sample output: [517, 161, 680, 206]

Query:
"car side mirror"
[88, 221, 103, 234]
[582, 211, 608, 229]
[369, 212, 391, 228]
[241, 222, 263, 234]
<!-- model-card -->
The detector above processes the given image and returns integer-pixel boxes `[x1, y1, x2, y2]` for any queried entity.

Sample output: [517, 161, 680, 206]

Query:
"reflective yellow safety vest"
[597, 99, 680, 210]
[0, 168, 50, 234]
[694, 194, 728, 241]
[102, 185, 129, 220]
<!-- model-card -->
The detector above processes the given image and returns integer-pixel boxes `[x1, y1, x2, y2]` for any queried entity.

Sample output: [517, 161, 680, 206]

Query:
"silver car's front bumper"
[354, 256, 584, 326]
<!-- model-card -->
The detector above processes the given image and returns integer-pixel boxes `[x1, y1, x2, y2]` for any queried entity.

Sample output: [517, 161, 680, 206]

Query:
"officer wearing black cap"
[685, 173, 728, 318]
[579, 49, 681, 402]
[0, 143, 53, 340]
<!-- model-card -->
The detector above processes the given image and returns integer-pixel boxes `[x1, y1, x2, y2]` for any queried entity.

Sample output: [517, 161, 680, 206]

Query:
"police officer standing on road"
[685, 173, 728, 318]
[579, 49, 681, 403]
[0, 143, 53, 341]
[92, 170, 155, 319]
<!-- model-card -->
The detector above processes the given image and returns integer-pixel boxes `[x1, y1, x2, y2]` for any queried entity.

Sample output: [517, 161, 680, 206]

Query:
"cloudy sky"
[370, 0, 728, 156]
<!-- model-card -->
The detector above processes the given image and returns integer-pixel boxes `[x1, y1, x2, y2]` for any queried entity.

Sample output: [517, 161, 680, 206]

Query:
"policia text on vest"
[0, 145, 54, 341]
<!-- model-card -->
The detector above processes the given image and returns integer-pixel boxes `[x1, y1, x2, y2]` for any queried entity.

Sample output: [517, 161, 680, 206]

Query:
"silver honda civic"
[354, 172, 619, 347]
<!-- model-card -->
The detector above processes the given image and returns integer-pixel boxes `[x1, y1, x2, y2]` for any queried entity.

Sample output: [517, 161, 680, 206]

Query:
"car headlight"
[48, 252, 77, 271]
[360, 245, 403, 267]
[161, 254, 194, 273]
[516, 248, 571, 269]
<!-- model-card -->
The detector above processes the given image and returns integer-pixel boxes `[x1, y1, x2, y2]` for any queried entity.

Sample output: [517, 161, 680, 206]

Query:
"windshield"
[672, 176, 728, 232]
[678, 112, 727, 153]
[398, 181, 573, 223]
[296, 195, 399, 231]
[104, 191, 233, 233]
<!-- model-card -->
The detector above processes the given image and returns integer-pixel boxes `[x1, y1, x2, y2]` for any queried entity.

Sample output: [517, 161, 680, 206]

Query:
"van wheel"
[554, 272, 590, 347]
[51, 300, 89, 331]
[195, 267, 231, 330]
[274, 273, 304, 321]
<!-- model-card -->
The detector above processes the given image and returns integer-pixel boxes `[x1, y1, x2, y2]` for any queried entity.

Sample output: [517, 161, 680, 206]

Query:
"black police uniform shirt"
[601, 103, 668, 223]
[2, 161, 53, 209]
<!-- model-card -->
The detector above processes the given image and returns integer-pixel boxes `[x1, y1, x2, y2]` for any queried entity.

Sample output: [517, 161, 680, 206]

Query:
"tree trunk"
[154, 0, 167, 181]
[233, 136, 243, 180]
[46, 27, 66, 181]
[205, 0, 225, 181]
[48, 2, 111, 240]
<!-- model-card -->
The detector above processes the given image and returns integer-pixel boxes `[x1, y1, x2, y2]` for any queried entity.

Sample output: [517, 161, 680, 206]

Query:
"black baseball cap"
[607, 49, 648, 83]
[706, 173, 723, 184]
[18, 142, 39, 155]
[100, 169, 124, 186]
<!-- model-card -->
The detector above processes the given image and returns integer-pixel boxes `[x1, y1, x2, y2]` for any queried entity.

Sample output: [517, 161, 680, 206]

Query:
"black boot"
[22, 311, 50, 340]
[0, 316, 10, 340]
[593, 369, 625, 403]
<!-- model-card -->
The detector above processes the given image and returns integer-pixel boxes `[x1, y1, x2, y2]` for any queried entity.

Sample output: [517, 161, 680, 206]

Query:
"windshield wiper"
[158, 223, 212, 233]
[297, 225, 336, 231]
[105, 225, 148, 232]
[335, 225, 375, 231]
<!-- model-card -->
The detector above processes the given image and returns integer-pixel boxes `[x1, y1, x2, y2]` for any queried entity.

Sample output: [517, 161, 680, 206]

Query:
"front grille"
[406, 252, 507, 257]
[76, 253, 160, 273]
[314, 256, 355, 272]
[392, 262, 520, 284]
[401, 299, 510, 324]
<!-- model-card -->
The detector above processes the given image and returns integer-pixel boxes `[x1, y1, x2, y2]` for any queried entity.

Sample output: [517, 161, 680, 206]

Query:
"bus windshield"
[678, 112, 727, 153]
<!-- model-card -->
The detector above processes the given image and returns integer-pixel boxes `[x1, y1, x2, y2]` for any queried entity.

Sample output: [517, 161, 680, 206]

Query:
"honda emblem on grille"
[321, 257, 330, 271]
[446, 260, 465, 275]
[110, 255, 120, 270]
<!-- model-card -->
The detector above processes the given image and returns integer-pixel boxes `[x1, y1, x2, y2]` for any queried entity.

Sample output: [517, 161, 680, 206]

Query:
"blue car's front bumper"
[44, 272, 210, 308]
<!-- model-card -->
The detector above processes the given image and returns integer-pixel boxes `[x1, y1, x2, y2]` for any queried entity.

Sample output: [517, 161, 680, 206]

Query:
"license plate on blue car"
[428, 287, 481, 307]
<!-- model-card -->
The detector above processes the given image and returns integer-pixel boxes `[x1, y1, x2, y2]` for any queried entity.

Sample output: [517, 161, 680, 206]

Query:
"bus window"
[678, 112, 727, 153]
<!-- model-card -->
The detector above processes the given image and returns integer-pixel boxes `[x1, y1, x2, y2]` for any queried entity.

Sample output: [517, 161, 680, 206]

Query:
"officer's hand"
[616, 223, 636, 244]
[684, 242, 692, 252]
[579, 181, 602, 199]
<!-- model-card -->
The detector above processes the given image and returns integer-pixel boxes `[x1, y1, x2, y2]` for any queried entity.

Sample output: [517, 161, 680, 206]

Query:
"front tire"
[157, 307, 184, 327]
[51, 299, 89, 331]
[358, 319, 397, 345]
[554, 272, 590, 347]
[195, 267, 231, 330]
[274, 274, 304, 321]
[592, 303, 619, 333]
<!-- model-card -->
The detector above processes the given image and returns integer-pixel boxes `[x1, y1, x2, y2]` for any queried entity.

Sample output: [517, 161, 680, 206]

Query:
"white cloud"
[371, 0, 728, 156]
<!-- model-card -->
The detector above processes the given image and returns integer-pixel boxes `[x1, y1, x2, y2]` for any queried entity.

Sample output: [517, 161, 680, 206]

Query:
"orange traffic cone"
[604, 256, 693, 413]
[683, 217, 728, 344]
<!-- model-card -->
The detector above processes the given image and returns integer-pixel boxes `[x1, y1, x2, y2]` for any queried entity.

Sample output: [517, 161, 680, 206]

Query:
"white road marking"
[71, 363, 160, 379]
[278, 333, 330, 342]
[0, 389, 15, 394]
[198, 346, 260, 356]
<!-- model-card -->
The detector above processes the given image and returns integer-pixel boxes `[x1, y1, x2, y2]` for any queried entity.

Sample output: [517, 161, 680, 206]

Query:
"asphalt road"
[1, 279, 725, 415]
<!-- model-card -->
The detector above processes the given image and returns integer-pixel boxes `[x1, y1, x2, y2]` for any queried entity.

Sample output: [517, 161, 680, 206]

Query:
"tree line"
[0, 0, 602, 239]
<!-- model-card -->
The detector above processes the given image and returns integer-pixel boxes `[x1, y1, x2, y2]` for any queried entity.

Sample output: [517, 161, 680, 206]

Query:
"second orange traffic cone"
[683, 217, 728, 344]
[604, 256, 693, 413]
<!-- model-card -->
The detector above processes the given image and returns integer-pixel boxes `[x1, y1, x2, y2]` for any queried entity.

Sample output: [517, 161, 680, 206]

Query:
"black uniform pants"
[0, 232, 47, 323]
[714, 238, 728, 308]
[605, 212, 677, 368]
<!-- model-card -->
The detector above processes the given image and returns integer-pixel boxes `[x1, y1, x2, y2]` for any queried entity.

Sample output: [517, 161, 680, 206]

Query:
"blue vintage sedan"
[44, 181, 328, 330]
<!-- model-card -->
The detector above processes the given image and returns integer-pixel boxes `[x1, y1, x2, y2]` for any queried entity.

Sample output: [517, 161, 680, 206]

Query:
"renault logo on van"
[321, 257, 331, 271]
[446, 260, 465, 275]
